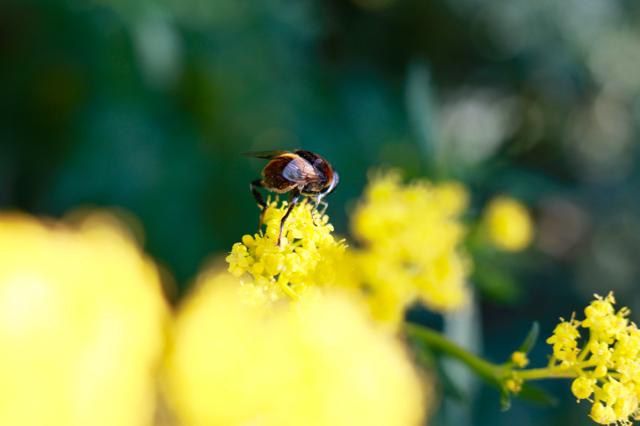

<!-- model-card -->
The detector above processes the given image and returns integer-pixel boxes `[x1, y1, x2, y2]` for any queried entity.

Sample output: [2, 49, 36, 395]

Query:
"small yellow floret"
[546, 319, 581, 366]
[549, 293, 640, 425]
[511, 351, 529, 368]
[506, 378, 522, 393]
[482, 196, 534, 252]
[572, 375, 596, 400]
[590, 401, 617, 425]
[583, 293, 628, 343]
[225, 200, 346, 305]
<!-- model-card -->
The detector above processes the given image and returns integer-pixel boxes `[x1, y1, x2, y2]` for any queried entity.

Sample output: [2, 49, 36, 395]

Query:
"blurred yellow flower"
[226, 199, 346, 305]
[163, 271, 427, 426]
[346, 170, 471, 323]
[482, 196, 534, 252]
[0, 211, 168, 426]
[511, 351, 529, 368]
[506, 377, 523, 393]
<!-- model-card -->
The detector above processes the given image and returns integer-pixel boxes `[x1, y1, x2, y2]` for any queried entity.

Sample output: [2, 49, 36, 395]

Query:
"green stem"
[405, 322, 500, 385]
[577, 338, 593, 363]
[406, 322, 580, 385]
[516, 367, 578, 381]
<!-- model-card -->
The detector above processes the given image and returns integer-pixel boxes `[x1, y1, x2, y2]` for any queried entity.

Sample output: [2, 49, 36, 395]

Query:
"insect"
[242, 150, 339, 245]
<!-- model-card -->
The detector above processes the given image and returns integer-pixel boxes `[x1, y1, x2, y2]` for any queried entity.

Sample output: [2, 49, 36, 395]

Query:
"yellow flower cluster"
[226, 199, 346, 305]
[546, 293, 640, 425]
[0, 211, 168, 426]
[481, 196, 533, 252]
[347, 170, 471, 323]
[162, 271, 427, 426]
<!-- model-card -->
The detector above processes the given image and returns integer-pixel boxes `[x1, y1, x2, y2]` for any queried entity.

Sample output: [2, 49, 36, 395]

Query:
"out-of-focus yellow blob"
[482, 196, 534, 252]
[163, 270, 427, 426]
[346, 170, 471, 323]
[0, 211, 168, 426]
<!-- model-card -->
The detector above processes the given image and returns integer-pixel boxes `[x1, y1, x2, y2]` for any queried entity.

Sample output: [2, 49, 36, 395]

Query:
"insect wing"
[241, 150, 290, 159]
[282, 156, 321, 183]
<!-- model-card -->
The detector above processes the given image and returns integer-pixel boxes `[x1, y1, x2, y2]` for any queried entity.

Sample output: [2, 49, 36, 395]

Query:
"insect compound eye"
[313, 159, 331, 178]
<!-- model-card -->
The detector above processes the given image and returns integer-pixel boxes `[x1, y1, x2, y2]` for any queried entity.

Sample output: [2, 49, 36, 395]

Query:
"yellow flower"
[338, 249, 417, 325]
[414, 249, 470, 312]
[481, 196, 534, 252]
[506, 377, 523, 393]
[546, 319, 581, 355]
[572, 375, 596, 400]
[546, 318, 581, 369]
[511, 351, 529, 368]
[162, 271, 427, 426]
[590, 341, 613, 369]
[547, 293, 640, 425]
[225, 200, 347, 305]
[600, 377, 638, 423]
[0, 210, 168, 426]
[583, 293, 629, 343]
[590, 402, 617, 425]
[353, 171, 468, 263]
[345, 170, 471, 323]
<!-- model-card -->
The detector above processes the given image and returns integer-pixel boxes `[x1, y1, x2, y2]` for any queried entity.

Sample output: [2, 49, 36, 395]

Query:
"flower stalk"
[515, 368, 577, 381]
[408, 293, 640, 426]
[405, 322, 500, 385]
[406, 323, 576, 389]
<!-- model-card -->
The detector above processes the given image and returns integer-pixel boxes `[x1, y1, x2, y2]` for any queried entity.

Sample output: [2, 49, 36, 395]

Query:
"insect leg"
[306, 194, 323, 226]
[278, 187, 301, 246]
[319, 199, 329, 216]
[250, 179, 267, 233]
[308, 194, 330, 226]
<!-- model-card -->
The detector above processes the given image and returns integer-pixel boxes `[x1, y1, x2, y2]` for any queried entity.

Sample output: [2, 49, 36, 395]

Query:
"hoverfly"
[242, 150, 339, 245]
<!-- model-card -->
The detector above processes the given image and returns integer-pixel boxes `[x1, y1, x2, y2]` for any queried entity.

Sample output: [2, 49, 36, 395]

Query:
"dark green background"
[2, 0, 640, 424]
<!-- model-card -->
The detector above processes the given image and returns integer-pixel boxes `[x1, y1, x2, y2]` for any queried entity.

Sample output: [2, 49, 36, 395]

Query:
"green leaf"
[408, 336, 436, 368]
[499, 385, 512, 411]
[518, 321, 540, 355]
[404, 323, 500, 388]
[517, 383, 559, 407]
[434, 358, 467, 402]
[408, 336, 466, 402]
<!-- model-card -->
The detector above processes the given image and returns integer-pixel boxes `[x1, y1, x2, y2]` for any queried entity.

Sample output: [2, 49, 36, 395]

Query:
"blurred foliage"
[4, 0, 640, 424]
